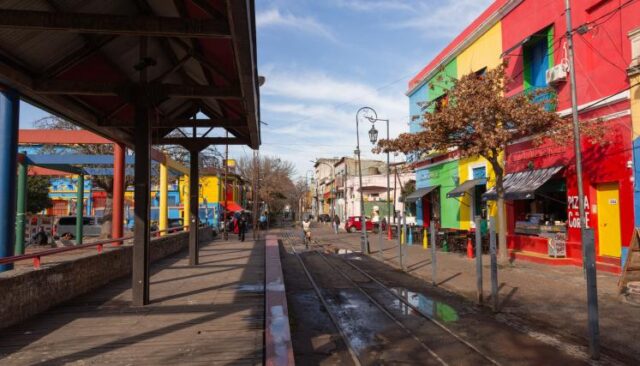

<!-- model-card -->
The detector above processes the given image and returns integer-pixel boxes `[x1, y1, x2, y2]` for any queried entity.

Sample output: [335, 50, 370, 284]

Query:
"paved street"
[301, 223, 640, 364]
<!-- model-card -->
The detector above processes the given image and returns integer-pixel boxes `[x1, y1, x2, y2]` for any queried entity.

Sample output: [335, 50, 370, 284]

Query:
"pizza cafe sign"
[567, 195, 590, 229]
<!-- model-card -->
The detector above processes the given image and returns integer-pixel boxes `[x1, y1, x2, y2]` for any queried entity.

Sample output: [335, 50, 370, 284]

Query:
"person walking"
[238, 214, 247, 242]
[333, 214, 340, 234]
[302, 216, 311, 248]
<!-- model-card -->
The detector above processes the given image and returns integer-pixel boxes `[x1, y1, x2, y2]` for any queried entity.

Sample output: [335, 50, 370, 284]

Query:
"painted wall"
[415, 159, 459, 229]
[457, 22, 503, 75]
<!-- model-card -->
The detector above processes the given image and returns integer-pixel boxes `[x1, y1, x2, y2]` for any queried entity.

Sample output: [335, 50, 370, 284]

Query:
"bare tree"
[237, 155, 297, 215]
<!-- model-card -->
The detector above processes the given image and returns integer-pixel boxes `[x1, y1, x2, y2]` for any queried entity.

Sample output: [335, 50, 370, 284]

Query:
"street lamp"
[364, 108, 393, 239]
[355, 107, 379, 254]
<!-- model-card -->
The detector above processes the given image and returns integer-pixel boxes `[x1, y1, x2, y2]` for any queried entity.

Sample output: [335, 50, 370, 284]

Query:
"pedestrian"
[259, 212, 267, 230]
[333, 214, 340, 234]
[302, 216, 311, 248]
[238, 214, 247, 242]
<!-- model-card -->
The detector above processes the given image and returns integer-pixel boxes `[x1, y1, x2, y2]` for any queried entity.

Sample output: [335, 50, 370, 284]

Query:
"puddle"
[390, 288, 459, 323]
[324, 289, 389, 353]
[236, 283, 265, 293]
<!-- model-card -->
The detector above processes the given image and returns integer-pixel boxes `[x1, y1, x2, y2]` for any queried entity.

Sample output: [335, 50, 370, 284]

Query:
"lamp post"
[356, 107, 379, 254]
[305, 169, 314, 221]
[363, 108, 392, 245]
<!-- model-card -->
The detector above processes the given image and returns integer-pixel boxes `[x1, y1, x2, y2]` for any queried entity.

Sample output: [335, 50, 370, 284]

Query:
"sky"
[18, 0, 494, 177]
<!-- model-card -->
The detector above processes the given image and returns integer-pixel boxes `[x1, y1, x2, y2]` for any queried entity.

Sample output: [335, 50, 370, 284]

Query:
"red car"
[345, 216, 386, 233]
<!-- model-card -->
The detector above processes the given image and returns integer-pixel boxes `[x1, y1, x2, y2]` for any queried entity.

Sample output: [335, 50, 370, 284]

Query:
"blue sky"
[19, 0, 494, 176]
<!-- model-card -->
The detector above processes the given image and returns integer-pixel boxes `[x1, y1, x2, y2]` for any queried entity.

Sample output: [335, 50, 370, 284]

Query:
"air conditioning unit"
[545, 64, 567, 85]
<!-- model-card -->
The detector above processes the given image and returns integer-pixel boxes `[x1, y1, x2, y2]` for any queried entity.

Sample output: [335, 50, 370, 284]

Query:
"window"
[472, 166, 487, 180]
[434, 94, 449, 113]
[523, 27, 553, 89]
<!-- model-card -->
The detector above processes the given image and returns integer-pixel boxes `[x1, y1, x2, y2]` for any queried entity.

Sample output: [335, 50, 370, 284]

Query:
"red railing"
[0, 226, 192, 270]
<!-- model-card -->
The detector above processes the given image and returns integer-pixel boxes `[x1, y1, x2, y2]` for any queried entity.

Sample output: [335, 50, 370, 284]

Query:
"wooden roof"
[0, 0, 260, 149]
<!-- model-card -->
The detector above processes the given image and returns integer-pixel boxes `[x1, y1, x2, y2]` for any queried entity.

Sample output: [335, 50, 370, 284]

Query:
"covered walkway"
[0, 238, 265, 365]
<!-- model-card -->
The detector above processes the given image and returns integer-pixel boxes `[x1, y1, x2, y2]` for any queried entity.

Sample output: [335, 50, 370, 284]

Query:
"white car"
[54, 216, 102, 239]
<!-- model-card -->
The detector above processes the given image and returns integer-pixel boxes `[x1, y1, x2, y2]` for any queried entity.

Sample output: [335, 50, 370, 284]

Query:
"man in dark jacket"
[238, 214, 247, 242]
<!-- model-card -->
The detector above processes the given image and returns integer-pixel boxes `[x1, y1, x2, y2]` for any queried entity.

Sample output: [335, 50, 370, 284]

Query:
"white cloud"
[256, 8, 337, 42]
[333, 0, 414, 12]
[391, 0, 494, 39]
[258, 66, 412, 175]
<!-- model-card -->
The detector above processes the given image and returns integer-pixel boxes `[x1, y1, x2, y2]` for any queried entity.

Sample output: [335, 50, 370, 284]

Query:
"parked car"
[318, 214, 332, 223]
[345, 216, 386, 233]
[54, 216, 101, 239]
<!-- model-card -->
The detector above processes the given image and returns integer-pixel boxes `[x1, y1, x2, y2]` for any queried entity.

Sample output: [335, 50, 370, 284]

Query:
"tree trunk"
[495, 172, 508, 265]
[100, 195, 113, 239]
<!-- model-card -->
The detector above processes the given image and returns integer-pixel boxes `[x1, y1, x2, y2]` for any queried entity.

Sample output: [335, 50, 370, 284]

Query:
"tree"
[377, 64, 602, 264]
[26, 175, 52, 214]
[237, 155, 297, 215]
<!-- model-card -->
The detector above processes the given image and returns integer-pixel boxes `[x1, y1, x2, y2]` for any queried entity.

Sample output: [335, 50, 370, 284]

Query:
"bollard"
[398, 216, 404, 271]
[408, 225, 413, 246]
[466, 237, 474, 259]
[423, 227, 428, 249]
[442, 238, 449, 252]
[387, 224, 393, 240]
[430, 221, 436, 285]
[378, 222, 383, 259]
[489, 217, 498, 312]
[475, 216, 483, 305]
[400, 226, 405, 245]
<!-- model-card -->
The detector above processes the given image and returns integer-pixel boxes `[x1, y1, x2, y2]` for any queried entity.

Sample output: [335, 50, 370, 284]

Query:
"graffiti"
[567, 195, 590, 229]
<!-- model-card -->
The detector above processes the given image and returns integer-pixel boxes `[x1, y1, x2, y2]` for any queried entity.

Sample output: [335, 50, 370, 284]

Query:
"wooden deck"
[0, 239, 265, 365]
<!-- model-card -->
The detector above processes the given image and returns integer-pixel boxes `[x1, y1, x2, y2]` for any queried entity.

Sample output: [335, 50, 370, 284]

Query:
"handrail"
[0, 225, 196, 270]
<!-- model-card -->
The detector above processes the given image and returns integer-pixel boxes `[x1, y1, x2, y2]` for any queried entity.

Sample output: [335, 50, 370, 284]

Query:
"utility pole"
[565, 0, 599, 359]
[252, 149, 259, 240]
[223, 131, 229, 240]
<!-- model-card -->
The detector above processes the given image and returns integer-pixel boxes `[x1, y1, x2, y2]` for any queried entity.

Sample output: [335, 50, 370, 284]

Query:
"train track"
[281, 231, 501, 366]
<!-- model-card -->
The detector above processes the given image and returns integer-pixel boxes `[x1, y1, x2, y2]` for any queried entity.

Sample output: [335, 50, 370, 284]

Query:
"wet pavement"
[278, 228, 613, 365]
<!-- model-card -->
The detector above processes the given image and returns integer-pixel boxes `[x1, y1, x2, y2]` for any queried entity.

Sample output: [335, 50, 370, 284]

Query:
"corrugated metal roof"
[483, 166, 563, 201]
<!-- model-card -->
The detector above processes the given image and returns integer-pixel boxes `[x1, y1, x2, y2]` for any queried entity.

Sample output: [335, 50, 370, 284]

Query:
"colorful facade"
[406, 0, 640, 271]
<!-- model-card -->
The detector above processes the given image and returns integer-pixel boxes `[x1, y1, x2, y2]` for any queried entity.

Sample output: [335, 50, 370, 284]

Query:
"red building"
[498, 0, 639, 272]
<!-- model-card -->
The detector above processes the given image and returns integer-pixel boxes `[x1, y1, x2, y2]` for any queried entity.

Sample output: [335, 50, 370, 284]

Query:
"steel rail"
[314, 251, 449, 366]
[285, 234, 362, 366]
[341, 256, 502, 366]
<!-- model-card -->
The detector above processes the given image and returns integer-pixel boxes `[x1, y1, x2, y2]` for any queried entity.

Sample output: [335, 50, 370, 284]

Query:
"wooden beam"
[0, 9, 230, 38]
[41, 35, 117, 78]
[33, 80, 242, 99]
[99, 117, 247, 129]
[153, 137, 247, 146]
[191, 0, 227, 23]
[226, 0, 260, 149]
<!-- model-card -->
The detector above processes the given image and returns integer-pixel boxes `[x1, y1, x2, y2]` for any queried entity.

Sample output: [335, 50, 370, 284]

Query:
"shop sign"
[567, 195, 590, 229]
[510, 145, 566, 162]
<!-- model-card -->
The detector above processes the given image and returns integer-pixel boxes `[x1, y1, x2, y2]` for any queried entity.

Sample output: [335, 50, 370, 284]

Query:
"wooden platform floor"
[0, 239, 265, 365]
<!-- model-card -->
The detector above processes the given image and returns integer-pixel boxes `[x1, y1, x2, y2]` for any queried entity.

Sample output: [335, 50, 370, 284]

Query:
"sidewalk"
[312, 225, 640, 362]
[0, 237, 264, 365]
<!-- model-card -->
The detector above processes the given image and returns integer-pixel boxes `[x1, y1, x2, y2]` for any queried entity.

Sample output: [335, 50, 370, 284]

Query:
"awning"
[447, 178, 487, 198]
[483, 166, 563, 201]
[221, 201, 243, 212]
[405, 186, 439, 203]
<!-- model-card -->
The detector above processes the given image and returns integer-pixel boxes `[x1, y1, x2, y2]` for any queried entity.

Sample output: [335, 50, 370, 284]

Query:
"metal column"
[189, 149, 200, 266]
[15, 155, 27, 255]
[132, 104, 151, 306]
[159, 161, 168, 235]
[75, 174, 84, 245]
[0, 89, 19, 272]
[112, 143, 125, 244]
